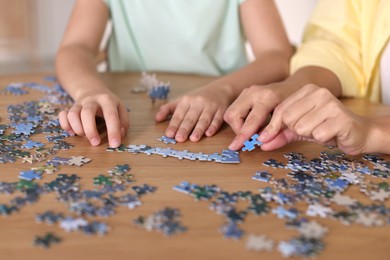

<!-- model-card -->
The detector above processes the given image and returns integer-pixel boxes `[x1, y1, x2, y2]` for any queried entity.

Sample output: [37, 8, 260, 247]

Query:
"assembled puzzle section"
[107, 141, 240, 164]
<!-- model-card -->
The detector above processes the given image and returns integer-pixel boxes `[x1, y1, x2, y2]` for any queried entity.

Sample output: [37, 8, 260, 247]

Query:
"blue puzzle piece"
[242, 134, 263, 152]
[148, 84, 170, 102]
[173, 182, 198, 194]
[221, 156, 240, 164]
[22, 140, 44, 149]
[220, 222, 244, 240]
[324, 178, 349, 191]
[3, 85, 28, 95]
[252, 171, 272, 182]
[158, 136, 177, 144]
[207, 152, 223, 162]
[19, 170, 42, 181]
[221, 149, 240, 163]
[272, 206, 298, 219]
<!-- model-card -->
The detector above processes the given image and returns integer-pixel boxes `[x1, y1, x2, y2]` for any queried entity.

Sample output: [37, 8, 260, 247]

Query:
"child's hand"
[59, 90, 129, 148]
[259, 84, 374, 155]
[224, 84, 284, 150]
[155, 86, 231, 142]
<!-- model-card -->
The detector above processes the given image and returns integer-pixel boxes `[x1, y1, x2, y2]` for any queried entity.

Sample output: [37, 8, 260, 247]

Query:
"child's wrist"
[74, 84, 111, 101]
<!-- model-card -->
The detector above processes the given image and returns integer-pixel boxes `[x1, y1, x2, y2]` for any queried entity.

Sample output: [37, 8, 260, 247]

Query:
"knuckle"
[183, 117, 196, 126]
[167, 125, 178, 132]
[294, 123, 310, 137]
[302, 84, 319, 92]
[105, 109, 119, 119]
[316, 87, 331, 97]
[273, 105, 283, 117]
[67, 109, 79, 119]
[223, 110, 235, 123]
[211, 116, 223, 127]
[259, 87, 280, 102]
[181, 95, 192, 102]
[281, 110, 293, 126]
[170, 114, 183, 123]
[198, 118, 211, 127]
[98, 93, 115, 102]
[177, 126, 190, 134]
[80, 106, 95, 114]
[246, 114, 261, 126]
[312, 129, 327, 143]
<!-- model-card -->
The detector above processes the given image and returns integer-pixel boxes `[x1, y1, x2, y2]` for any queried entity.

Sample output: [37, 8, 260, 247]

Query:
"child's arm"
[155, 0, 293, 143]
[56, 0, 129, 148]
[258, 83, 390, 155]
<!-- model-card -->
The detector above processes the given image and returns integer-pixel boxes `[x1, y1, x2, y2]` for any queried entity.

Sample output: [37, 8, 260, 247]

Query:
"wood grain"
[0, 72, 389, 260]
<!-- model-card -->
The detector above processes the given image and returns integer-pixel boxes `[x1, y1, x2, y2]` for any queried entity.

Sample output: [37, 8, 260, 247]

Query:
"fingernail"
[190, 133, 199, 139]
[228, 139, 238, 150]
[166, 130, 175, 138]
[68, 130, 75, 136]
[90, 137, 100, 146]
[121, 127, 126, 138]
[110, 138, 121, 148]
[206, 127, 214, 136]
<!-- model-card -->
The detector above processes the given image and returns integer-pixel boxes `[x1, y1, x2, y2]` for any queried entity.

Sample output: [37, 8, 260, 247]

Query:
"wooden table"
[0, 72, 389, 260]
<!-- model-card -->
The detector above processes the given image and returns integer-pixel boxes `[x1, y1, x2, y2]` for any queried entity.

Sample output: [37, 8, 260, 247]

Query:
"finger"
[101, 104, 121, 148]
[66, 104, 85, 136]
[260, 128, 300, 151]
[175, 105, 203, 142]
[189, 109, 215, 142]
[289, 103, 333, 138]
[223, 90, 251, 134]
[259, 86, 316, 143]
[59, 109, 75, 136]
[165, 103, 190, 138]
[205, 110, 224, 137]
[80, 103, 101, 146]
[118, 104, 130, 138]
[311, 118, 339, 145]
[228, 106, 269, 151]
[155, 102, 176, 122]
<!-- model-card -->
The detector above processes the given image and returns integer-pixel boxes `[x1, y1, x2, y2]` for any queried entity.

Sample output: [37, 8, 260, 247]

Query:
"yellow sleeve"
[291, 0, 365, 98]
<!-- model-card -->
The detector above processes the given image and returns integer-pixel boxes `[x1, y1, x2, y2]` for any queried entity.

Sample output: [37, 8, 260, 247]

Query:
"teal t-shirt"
[104, 0, 248, 76]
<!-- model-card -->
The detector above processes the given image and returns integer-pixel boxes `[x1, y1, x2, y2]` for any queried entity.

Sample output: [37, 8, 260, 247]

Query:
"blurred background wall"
[0, 0, 317, 75]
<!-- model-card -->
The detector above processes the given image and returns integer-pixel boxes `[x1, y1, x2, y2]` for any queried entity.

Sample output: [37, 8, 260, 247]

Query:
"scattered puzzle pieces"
[246, 235, 274, 252]
[33, 232, 61, 248]
[68, 156, 92, 166]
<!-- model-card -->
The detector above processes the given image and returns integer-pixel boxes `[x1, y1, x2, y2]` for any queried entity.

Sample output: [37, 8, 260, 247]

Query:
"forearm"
[56, 45, 110, 101]
[202, 50, 291, 103]
[279, 66, 342, 99]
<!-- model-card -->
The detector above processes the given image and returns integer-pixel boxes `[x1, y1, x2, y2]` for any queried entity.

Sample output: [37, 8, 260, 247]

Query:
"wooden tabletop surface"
[0, 72, 389, 260]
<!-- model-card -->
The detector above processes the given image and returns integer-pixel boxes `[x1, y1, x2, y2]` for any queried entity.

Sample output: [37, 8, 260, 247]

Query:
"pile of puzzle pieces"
[171, 149, 390, 257]
[131, 72, 171, 103]
[0, 77, 164, 248]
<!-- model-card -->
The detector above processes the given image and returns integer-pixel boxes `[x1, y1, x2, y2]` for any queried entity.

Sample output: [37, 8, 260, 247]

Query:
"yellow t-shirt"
[291, 0, 390, 102]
